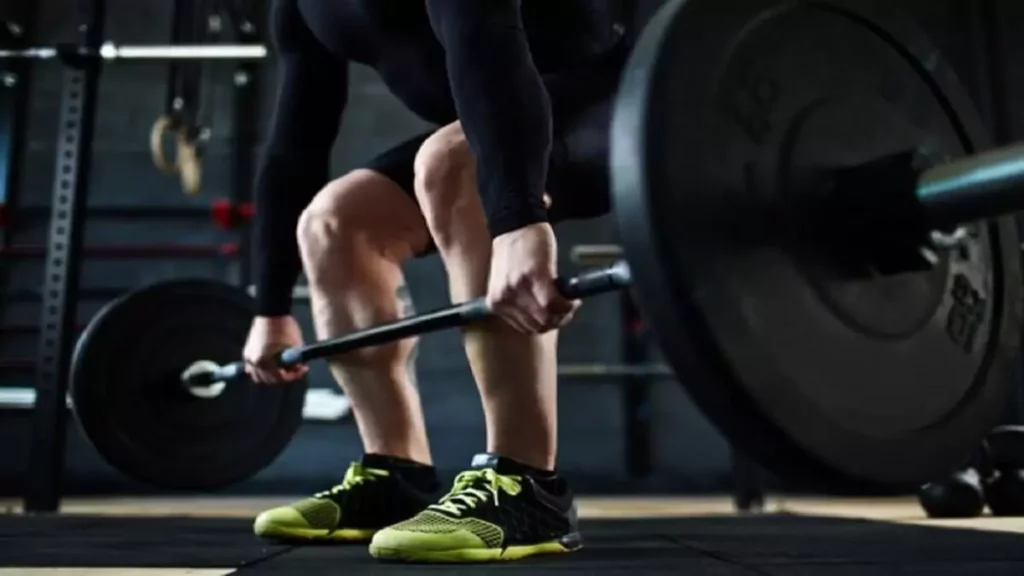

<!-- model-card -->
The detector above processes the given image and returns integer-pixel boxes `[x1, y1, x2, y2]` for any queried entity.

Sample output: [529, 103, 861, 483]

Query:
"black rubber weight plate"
[70, 279, 307, 490]
[612, 0, 1023, 489]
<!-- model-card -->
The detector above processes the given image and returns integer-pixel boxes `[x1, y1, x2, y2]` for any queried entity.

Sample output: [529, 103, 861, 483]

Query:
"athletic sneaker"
[253, 454, 439, 542]
[369, 454, 583, 562]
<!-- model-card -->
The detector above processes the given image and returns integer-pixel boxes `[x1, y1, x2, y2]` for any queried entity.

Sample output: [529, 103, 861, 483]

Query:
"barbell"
[69, 0, 1024, 492]
[183, 263, 631, 389]
[0, 42, 267, 62]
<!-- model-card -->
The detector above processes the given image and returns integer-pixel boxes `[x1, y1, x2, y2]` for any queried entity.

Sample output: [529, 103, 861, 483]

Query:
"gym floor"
[1, 497, 1023, 574]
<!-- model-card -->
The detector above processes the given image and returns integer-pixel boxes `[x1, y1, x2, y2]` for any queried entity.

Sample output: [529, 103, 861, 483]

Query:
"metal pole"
[621, 290, 653, 479]
[0, 8, 33, 363]
[557, 363, 672, 378]
[0, 42, 267, 60]
[102, 43, 266, 60]
[229, 7, 262, 287]
[0, 20, 30, 250]
[24, 0, 104, 513]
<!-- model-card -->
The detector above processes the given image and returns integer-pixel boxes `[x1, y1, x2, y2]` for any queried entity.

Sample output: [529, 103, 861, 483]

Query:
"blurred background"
[0, 0, 1023, 499]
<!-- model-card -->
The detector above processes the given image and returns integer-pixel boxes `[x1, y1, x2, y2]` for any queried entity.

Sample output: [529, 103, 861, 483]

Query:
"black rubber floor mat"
[0, 515, 286, 569]
[2, 514, 1024, 575]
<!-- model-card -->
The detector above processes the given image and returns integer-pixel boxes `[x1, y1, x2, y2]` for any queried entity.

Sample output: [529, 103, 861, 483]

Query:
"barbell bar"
[917, 141, 1024, 228]
[0, 42, 267, 61]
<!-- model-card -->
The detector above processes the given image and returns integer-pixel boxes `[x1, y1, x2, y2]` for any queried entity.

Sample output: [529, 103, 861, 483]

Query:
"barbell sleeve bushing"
[917, 142, 1024, 230]
[182, 261, 634, 388]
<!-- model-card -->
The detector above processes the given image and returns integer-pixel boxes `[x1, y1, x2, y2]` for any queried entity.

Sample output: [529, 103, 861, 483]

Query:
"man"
[245, 0, 629, 563]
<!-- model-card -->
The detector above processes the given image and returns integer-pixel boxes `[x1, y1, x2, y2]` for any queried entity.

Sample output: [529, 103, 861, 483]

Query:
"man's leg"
[298, 169, 432, 464]
[415, 123, 560, 471]
[369, 122, 580, 563]
[256, 145, 443, 542]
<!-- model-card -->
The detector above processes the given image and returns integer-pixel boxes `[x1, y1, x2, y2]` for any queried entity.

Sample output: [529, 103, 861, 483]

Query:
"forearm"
[254, 0, 347, 316]
[252, 154, 327, 316]
[426, 0, 552, 237]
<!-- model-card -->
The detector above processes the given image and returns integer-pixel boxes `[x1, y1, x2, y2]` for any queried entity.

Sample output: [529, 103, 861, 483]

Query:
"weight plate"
[612, 0, 1023, 489]
[70, 279, 307, 490]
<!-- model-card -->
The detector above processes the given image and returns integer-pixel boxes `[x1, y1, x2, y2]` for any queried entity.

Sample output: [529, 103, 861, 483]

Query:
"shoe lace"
[315, 463, 389, 498]
[428, 469, 522, 517]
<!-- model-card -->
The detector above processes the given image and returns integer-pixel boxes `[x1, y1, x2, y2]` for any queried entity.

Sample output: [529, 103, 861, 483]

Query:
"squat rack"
[23, 0, 267, 513]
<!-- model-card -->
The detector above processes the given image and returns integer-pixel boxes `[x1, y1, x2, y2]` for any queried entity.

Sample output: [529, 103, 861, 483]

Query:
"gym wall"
[0, 0, 1018, 496]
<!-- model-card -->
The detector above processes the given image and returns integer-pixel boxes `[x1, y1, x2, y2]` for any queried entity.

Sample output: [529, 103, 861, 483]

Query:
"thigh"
[361, 131, 435, 199]
[359, 131, 440, 256]
[544, 48, 628, 224]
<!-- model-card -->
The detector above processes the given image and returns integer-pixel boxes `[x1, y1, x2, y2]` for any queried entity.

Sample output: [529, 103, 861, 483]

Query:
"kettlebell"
[918, 468, 985, 519]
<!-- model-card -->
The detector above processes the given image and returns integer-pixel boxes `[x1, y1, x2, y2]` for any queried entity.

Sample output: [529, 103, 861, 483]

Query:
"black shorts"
[362, 45, 626, 253]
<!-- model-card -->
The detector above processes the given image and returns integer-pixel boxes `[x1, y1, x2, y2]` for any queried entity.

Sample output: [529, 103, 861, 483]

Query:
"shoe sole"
[255, 526, 378, 543]
[369, 540, 581, 563]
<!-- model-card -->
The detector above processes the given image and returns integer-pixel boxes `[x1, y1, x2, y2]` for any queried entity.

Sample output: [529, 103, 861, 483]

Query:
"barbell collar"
[182, 261, 634, 389]
[917, 142, 1024, 230]
[0, 42, 267, 61]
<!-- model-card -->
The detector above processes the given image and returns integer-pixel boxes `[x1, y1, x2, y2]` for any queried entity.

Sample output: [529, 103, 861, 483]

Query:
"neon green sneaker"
[369, 455, 583, 562]
[254, 456, 437, 543]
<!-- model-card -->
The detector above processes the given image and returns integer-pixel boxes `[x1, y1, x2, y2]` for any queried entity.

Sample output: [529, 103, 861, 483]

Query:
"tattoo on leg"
[397, 284, 419, 389]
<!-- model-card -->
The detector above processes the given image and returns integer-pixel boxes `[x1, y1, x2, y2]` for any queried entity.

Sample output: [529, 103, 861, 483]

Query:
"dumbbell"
[982, 425, 1024, 517]
[918, 425, 1024, 518]
[918, 467, 986, 519]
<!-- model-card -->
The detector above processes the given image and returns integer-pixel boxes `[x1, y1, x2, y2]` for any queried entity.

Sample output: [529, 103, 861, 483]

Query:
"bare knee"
[297, 170, 422, 368]
[298, 170, 423, 282]
[298, 172, 368, 261]
[413, 122, 480, 249]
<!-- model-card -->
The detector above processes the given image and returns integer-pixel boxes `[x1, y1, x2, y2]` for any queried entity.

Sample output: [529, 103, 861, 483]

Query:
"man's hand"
[487, 222, 580, 334]
[243, 316, 309, 384]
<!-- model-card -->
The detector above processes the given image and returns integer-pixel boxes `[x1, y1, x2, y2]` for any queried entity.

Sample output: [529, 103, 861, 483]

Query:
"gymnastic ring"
[175, 134, 203, 196]
[149, 115, 179, 176]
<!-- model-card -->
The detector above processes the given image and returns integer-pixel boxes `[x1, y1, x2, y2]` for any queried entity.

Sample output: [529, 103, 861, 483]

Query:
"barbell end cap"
[180, 359, 230, 399]
[181, 361, 213, 387]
